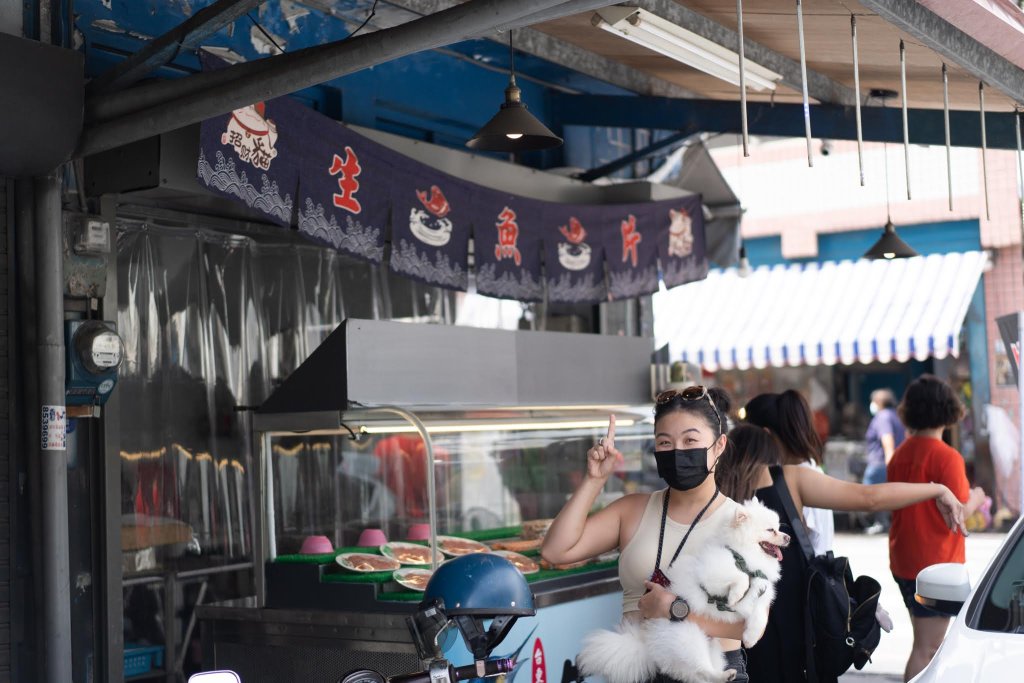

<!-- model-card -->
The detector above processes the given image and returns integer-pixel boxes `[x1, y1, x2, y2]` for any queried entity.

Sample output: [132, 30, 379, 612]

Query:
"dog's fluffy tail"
[577, 620, 654, 683]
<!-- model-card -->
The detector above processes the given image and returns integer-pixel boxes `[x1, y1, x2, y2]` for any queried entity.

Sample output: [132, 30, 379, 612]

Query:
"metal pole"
[33, 172, 72, 683]
[1016, 110, 1023, 233]
[14, 179, 45, 683]
[363, 407, 438, 571]
[81, 0, 597, 136]
[900, 40, 911, 200]
[851, 15, 864, 185]
[943, 64, 953, 210]
[980, 82, 991, 221]
[796, 0, 813, 167]
[737, 0, 749, 157]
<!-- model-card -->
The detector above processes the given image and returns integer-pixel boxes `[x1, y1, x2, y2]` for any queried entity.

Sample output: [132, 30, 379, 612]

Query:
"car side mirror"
[916, 563, 971, 617]
[188, 672, 241, 683]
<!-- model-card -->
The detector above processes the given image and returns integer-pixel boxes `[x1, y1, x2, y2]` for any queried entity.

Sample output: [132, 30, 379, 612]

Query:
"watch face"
[671, 599, 689, 619]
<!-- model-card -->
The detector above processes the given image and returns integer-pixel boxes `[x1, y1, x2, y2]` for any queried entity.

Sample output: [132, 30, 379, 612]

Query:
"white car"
[912, 515, 1024, 682]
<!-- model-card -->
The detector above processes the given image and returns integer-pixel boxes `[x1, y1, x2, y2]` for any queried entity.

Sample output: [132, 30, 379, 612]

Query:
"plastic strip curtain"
[116, 221, 353, 562]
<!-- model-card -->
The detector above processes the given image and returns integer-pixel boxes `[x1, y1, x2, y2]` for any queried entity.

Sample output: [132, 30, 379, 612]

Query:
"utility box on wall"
[65, 320, 124, 408]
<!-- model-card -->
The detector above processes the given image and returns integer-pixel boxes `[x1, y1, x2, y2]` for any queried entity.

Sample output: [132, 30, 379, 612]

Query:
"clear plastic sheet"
[115, 220, 403, 565]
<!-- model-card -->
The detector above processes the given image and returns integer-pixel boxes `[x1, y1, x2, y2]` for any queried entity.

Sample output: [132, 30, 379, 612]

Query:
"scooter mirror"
[188, 672, 241, 683]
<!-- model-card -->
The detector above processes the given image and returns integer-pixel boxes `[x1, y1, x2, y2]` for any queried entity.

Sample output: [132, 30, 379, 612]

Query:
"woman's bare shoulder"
[610, 491, 656, 512]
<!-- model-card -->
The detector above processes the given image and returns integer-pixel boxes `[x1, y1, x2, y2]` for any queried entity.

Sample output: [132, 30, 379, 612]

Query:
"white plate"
[492, 550, 540, 575]
[393, 568, 433, 591]
[380, 541, 444, 566]
[335, 552, 400, 573]
[436, 535, 491, 556]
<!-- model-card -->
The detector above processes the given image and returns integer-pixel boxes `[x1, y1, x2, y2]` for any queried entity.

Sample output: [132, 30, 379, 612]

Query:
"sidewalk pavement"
[831, 530, 1007, 679]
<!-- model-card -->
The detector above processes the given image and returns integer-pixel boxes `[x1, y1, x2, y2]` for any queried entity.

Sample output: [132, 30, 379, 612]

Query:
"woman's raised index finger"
[606, 414, 616, 443]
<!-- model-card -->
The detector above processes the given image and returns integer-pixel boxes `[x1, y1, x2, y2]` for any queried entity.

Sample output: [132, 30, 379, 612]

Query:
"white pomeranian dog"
[577, 499, 789, 683]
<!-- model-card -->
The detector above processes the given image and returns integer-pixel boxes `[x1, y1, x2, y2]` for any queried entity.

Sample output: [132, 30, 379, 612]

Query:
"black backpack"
[771, 466, 883, 683]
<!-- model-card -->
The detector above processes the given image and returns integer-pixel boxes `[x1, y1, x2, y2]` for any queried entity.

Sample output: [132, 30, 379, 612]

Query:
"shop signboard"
[470, 190, 545, 302]
[195, 53, 710, 302]
[598, 202, 668, 300]
[297, 115, 391, 264]
[389, 166, 472, 290]
[541, 205, 607, 304]
[657, 194, 709, 289]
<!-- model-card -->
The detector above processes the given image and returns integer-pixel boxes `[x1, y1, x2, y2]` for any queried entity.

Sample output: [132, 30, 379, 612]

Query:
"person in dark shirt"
[863, 389, 906, 534]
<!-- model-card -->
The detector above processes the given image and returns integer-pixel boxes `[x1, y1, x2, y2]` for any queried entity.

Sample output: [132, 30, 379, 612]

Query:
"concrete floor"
[833, 529, 1008, 682]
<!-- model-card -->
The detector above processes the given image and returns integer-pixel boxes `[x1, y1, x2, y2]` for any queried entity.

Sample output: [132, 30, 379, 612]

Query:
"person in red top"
[887, 374, 987, 682]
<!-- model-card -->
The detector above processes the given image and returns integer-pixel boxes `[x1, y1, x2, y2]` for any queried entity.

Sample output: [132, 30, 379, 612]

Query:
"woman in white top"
[542, 386, 751, 683]
[742, 390, 834, 555]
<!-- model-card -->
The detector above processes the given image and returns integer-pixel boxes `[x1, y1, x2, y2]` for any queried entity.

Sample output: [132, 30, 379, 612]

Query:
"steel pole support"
[33, 172, 71, 683]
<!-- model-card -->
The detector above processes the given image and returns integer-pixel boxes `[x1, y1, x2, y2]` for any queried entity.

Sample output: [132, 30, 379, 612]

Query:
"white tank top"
[618, 489, 739, 614]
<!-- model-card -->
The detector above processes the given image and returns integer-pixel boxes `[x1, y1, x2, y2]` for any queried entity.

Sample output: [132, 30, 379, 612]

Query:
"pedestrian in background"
[744, 390, 833, 555]
[887, 374, 987, 682]
[862, 388, 906, 534]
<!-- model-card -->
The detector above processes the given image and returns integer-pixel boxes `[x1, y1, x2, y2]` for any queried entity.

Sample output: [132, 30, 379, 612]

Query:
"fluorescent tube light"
[359, 418, 636, 435]
[593, 7, 782, 92]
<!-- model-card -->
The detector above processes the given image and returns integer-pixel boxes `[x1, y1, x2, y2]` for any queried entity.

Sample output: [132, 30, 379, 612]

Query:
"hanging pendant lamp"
[864, 220, 918, 260]
[466, 34, 563, 153]
[863, 89, 918, 260]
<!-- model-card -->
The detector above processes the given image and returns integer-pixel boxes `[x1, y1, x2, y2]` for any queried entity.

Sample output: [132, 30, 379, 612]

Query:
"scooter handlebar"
[389, 657, 515, 683]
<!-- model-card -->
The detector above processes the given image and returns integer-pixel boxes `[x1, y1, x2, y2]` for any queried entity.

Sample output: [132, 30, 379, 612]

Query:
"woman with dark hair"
[543, 386, 751, 682]
[887, 374, 987, 682]
[716, 422, 969, 683]
[743, 390, 833, 555]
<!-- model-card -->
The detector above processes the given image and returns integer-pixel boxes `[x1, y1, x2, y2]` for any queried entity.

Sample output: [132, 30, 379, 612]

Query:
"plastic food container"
[299, 535, 334, 555]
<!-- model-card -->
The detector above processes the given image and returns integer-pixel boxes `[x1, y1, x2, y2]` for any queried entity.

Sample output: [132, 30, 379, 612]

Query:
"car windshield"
[974, 526, 1024, 633]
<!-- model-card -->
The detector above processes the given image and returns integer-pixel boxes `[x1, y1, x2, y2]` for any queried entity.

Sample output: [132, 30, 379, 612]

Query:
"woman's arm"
[541, 417, 628, 564]
[788, 465, 967, 534]
[638, 582, 747, 640]
[540, 478, 626, 564]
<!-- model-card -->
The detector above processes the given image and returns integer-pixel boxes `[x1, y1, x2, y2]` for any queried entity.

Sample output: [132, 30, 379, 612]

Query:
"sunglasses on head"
[656, 385, 723, 433]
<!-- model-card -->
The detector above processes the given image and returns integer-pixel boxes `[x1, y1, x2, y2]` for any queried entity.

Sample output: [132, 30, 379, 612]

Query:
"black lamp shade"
[466, 81, 563, 152]
[864, 220, 919, 260]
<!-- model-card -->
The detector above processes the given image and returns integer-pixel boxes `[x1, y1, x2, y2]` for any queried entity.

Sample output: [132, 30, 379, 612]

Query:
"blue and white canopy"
[653, 251, 988, 372]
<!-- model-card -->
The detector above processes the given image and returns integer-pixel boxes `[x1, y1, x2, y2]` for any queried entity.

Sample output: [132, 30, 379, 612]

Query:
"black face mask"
[655, 447, 713, 491]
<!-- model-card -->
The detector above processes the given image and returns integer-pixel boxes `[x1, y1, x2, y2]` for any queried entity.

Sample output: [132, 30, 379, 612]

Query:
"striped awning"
[653, 251, 988, 371]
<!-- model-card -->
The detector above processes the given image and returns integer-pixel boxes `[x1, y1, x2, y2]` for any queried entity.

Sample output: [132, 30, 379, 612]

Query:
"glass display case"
[254, 404, 658, 611]
[265, 406, 655, 555]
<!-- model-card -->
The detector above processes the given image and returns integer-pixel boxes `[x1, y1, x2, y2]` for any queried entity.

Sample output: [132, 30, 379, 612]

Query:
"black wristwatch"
[669, 597, 690, 622]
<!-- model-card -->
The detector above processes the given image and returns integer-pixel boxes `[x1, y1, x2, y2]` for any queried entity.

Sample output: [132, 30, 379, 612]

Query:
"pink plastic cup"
[299, 535, 333, 555]
[357, 528, 388, 547]
[406, 524, 431, 541]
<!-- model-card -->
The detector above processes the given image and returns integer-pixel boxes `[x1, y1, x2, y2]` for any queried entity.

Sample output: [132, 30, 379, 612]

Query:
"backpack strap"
[768, 465, 827, 683]
[769, 465, 814, 562]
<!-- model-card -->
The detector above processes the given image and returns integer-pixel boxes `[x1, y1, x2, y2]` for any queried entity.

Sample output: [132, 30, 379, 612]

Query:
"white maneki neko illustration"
[408, 184, 454, 247]
[556, 216, 592, 271]
[667, 207, 695, 258]
[221, 102, 279, 171]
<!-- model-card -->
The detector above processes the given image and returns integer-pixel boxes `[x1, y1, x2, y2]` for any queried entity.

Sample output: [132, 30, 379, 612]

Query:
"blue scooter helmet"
[419, 554, 535, 660]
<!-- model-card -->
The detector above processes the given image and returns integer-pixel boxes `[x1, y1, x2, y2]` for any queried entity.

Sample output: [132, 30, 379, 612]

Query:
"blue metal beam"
[548, 94, 1023, 150]
[87, 0, 264, 94]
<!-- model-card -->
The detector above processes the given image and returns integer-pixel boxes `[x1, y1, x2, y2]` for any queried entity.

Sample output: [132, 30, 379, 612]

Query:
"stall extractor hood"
[256, 319, 653, 422]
